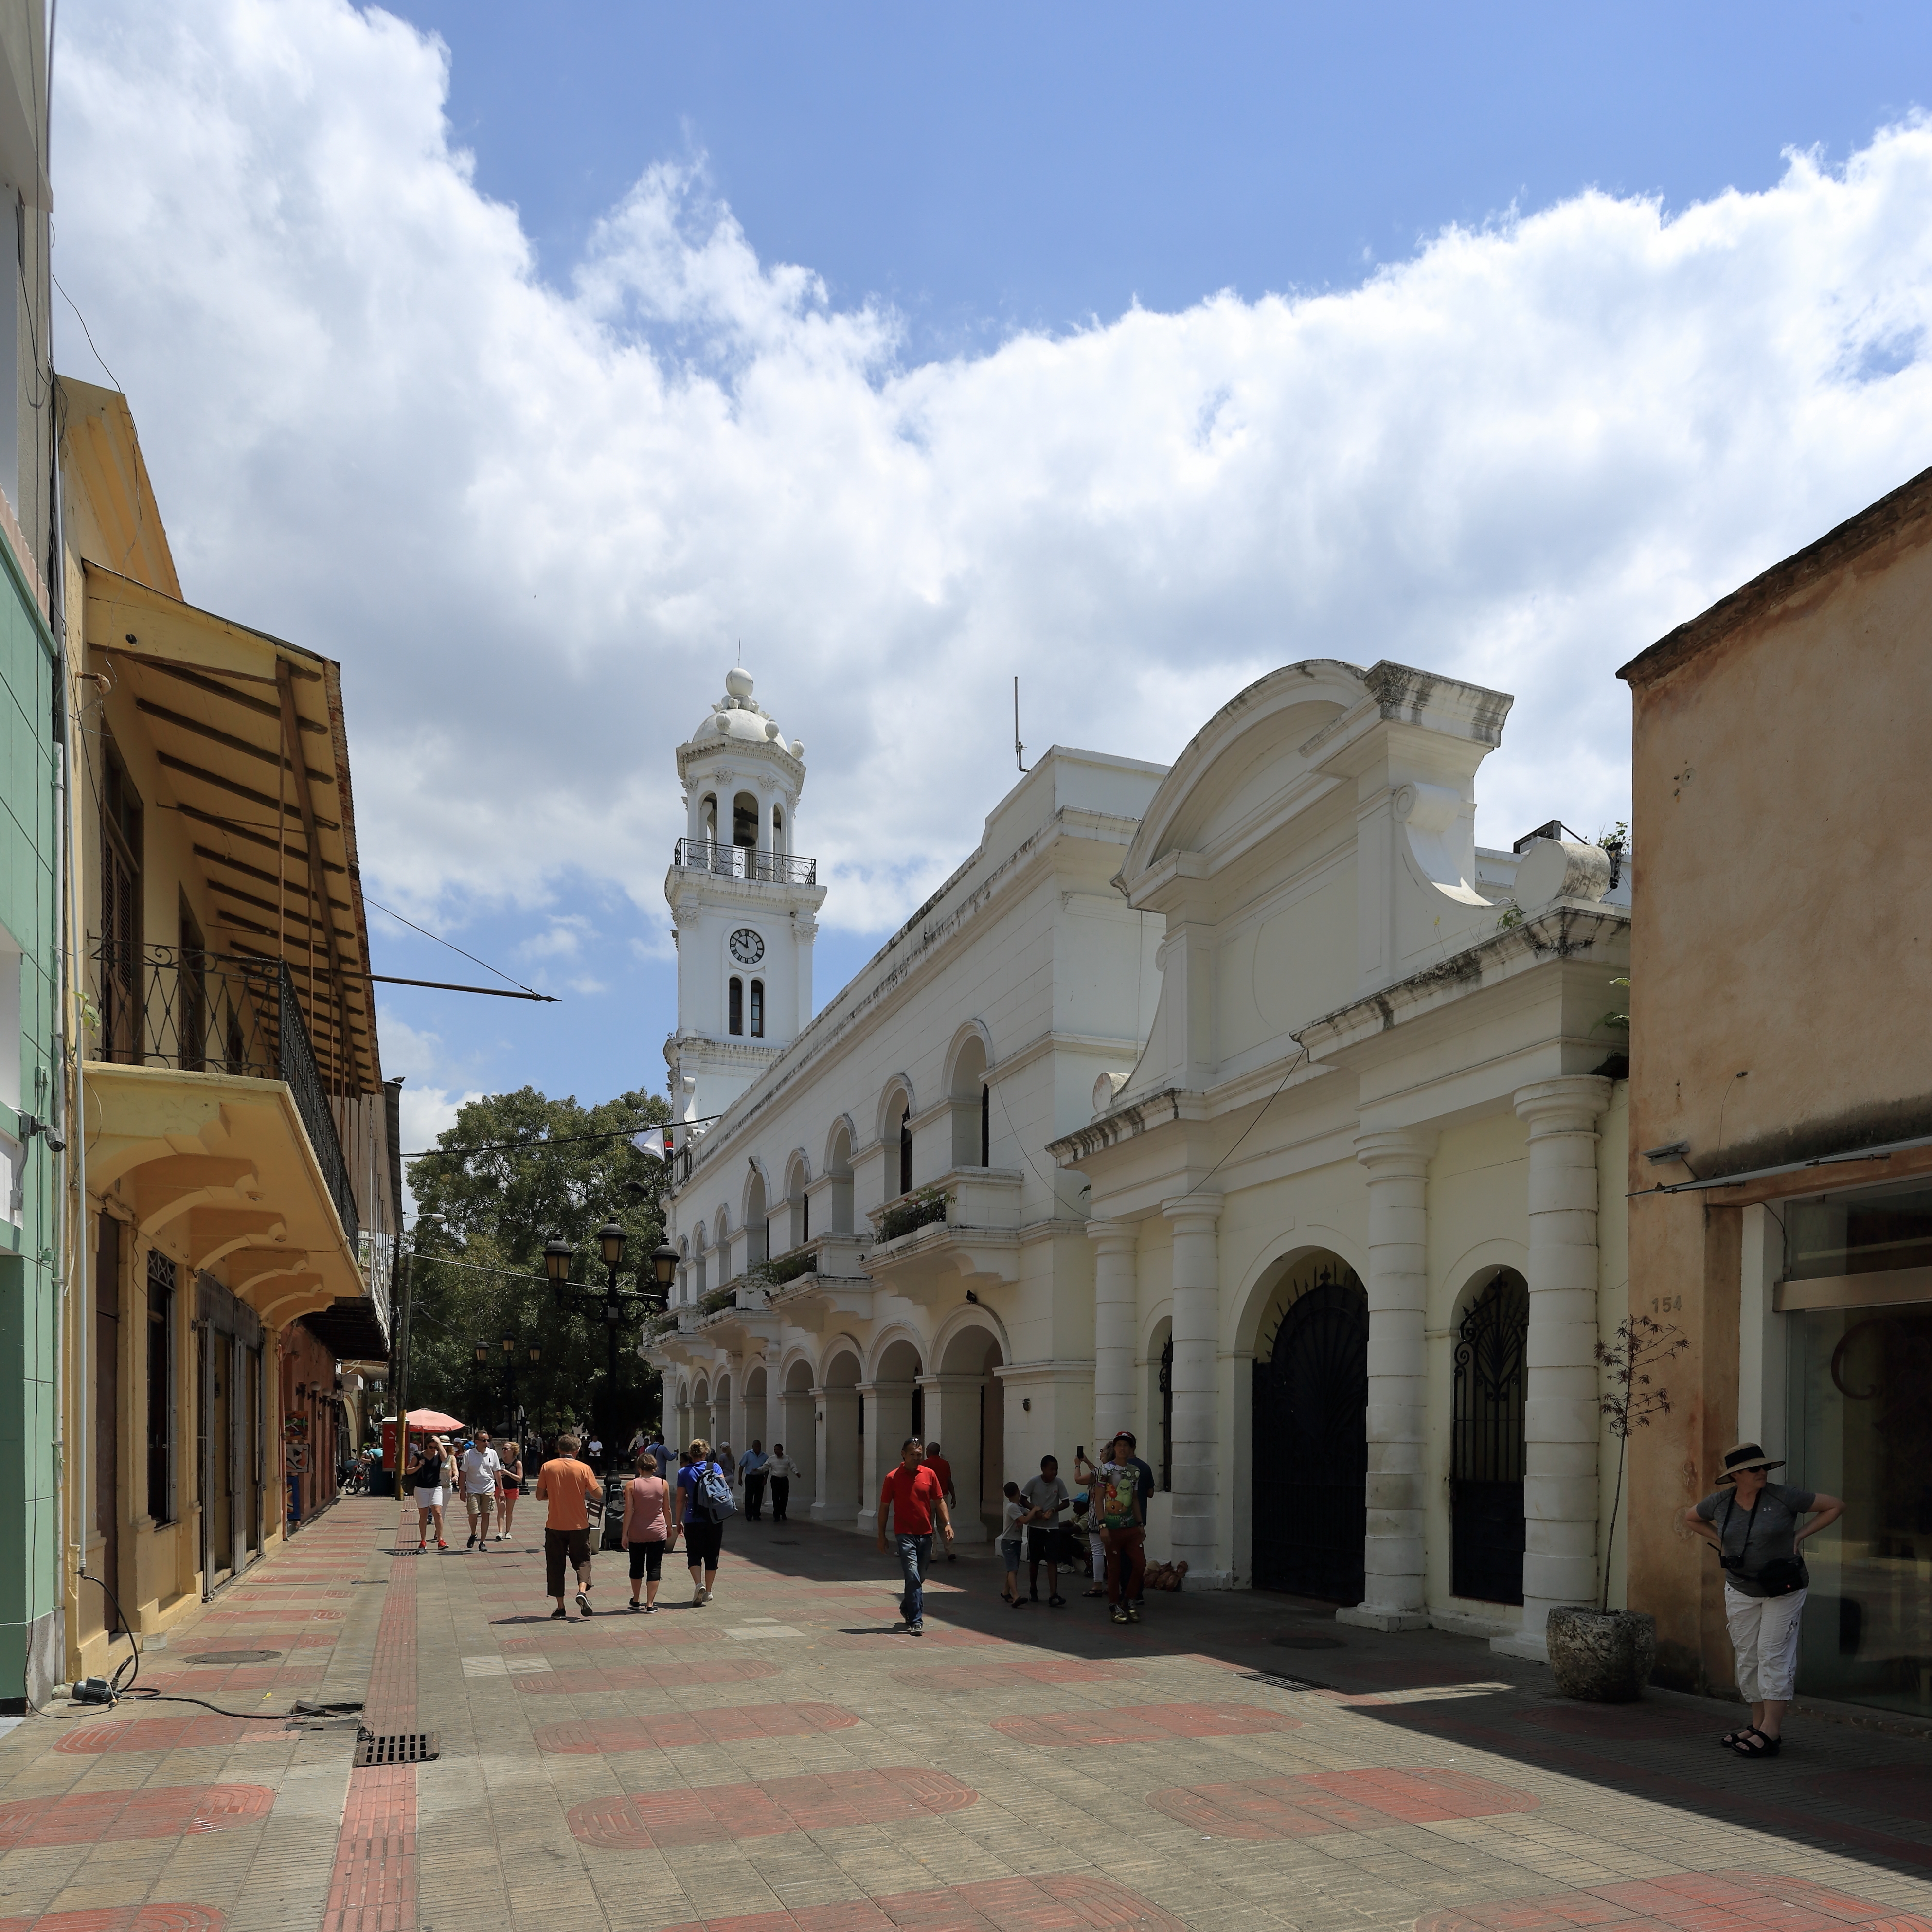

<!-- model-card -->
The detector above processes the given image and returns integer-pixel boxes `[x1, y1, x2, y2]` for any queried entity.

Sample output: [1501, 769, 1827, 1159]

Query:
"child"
[999, 1481, 1026, 1606]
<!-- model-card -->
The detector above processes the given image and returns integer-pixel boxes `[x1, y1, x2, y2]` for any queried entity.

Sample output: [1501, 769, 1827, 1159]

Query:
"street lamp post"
[544, 1228, 679, 1470]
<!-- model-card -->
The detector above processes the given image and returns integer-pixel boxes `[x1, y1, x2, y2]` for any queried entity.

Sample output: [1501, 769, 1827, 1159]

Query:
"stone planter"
[1546, 1607, 1657, 1702]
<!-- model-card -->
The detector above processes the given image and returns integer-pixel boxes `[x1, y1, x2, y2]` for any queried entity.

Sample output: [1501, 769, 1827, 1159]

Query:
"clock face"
[729, 928, 766, 966]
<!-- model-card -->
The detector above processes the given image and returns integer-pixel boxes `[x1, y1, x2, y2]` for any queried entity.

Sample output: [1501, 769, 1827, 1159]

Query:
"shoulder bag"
[1720, 1491, 1809, 1597]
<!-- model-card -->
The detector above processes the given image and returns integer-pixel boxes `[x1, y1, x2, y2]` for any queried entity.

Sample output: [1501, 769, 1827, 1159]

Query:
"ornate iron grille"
[1158, 1336, 1173, 1491]
[1450, 1268, 1529, 1605]
[672, 838, 818, 886]
[1252, 1260, 1367, 1601]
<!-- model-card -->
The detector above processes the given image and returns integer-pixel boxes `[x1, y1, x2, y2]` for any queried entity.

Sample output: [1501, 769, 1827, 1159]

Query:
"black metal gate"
[1450, 1269, 1529, 1605]
[1252, 1261, 1367, 1600]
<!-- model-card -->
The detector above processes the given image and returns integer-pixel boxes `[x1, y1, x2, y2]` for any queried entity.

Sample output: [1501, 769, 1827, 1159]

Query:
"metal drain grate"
[1242, 1670, 1326, 1693]
[354, 1730, 439, 1767]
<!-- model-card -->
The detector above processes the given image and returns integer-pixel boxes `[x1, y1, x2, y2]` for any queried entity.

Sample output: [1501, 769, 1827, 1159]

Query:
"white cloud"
[53, 0, 1932, 964]
[377, 1011, 482, 1206]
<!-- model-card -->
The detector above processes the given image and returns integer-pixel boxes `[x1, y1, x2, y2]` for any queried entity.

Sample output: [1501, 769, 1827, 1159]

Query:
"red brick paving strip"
[319, 1513, 419, 1932]
[993, 1701, 1300, 1747]
[1146, 1767, 1538, 1839]
[1806, 1765, 1932, 1824]
[654, 1872, 1186, 1931]
[0, 1910, 227, 1932]
[568, 1768, 976, 1849]
[1413, 1869, 1932, 1930]
[534, 1704, 859, 1753]
[0, 1786, 273, 1849]
[516, 1660, 781, 1694]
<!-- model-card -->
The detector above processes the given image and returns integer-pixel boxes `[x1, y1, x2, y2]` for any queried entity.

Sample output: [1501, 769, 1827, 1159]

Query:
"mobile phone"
[1077, 1445, 1085, 1460]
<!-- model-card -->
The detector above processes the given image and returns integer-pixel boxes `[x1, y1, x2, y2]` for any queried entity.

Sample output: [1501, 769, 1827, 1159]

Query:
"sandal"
[1719, 1723, 1757, 1748]
[1729, 1728, 1780, 1757]
[1082, 1586, 1105, 1598]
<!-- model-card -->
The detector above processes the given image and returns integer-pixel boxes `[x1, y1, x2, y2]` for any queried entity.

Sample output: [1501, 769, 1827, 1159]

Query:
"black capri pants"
[627, 1539, 666, 1582]
[683, 1519, 724, 1568]
[544, 1526, 591, 1596]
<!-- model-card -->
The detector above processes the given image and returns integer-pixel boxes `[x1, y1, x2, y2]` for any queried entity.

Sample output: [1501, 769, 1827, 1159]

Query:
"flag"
[632, 1125, 675, 1160]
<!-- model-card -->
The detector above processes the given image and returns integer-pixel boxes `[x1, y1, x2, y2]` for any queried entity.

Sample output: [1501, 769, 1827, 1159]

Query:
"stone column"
[1089, 1219, 1139, 1445]
[856, 1378, 916, 1535]
[778, 1386, 816, 1495]
[1162, 1196, 1223, 1585]
[918, 1373, 987, 1542]
[1498, 1075, 1613, 1661]
[1343, 1128, 1434, 1631]
[810, 1386, 860, 1524]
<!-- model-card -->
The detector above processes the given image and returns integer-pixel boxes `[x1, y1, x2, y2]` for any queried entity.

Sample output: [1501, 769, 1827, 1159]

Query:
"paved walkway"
[5, 1499, 1932, 1931]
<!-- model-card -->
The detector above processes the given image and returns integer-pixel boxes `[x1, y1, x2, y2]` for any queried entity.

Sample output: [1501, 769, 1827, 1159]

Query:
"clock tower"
[663, 667, 827, 1126]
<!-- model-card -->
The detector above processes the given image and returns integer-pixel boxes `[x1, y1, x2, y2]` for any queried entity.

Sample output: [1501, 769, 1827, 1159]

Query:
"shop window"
[1785, 1178, 1932, 1281]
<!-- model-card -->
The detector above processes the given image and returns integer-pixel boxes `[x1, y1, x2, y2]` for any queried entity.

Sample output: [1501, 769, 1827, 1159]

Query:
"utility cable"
[363, 896, 541, 997]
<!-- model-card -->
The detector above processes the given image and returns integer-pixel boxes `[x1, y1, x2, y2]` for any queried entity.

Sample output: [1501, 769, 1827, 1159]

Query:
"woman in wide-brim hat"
[1682, 1441, 1841, 1757]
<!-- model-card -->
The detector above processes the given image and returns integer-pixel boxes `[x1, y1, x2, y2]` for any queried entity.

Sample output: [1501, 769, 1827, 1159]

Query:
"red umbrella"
[405, 1407, 463, 1432]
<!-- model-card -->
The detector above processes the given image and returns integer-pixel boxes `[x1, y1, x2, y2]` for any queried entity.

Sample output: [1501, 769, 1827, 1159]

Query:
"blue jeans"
[895, 1532, 932, 1625]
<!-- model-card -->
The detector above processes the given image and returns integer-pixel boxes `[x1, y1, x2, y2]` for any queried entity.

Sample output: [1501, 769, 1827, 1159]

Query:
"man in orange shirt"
[923, 1441, 959, 1563]
[536, 1431, 604, 1620]
[877, 1437, 952, 1634]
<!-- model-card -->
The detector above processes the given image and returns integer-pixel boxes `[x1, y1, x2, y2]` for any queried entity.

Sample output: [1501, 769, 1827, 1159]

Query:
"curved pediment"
[1119, 660, 1367, 891]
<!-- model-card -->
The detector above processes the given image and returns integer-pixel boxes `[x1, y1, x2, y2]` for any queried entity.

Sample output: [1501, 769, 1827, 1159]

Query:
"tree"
[1594, 1313, 1688, 1611]
[404, 1085, 672, 1444]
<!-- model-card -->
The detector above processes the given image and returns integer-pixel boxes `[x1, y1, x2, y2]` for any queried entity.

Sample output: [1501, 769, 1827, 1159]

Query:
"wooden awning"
[82, 562, 384, 1097]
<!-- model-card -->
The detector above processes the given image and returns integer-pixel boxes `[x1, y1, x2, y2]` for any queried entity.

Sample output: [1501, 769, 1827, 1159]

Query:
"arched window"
[828, 1124, 854, 1234]
[701, 793, 718, 845]
[733, 791, 759, 849]
[728, 976, 744, 1035]
[981, 1083, 990, 1166]
[772, 804, 786, 854]
[750, 979, 765, 1038]
[899, 1105, 912, 1196]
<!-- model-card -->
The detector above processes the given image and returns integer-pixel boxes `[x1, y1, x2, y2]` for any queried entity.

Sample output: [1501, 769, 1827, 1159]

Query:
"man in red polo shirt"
[877, 1437, 953, 1634]
[923, 1441, 958, 1563]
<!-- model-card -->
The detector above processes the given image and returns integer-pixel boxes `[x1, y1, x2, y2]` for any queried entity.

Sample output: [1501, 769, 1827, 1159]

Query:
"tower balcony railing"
[672, 838, 817, 887]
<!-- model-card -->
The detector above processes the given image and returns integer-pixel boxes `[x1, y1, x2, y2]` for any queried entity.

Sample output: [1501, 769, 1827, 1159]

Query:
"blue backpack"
[690, 1461, 737, 1522]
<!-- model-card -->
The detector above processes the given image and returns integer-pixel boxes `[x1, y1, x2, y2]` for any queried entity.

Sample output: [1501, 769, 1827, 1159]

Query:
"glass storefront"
[1784, 1177, 1932, 1718]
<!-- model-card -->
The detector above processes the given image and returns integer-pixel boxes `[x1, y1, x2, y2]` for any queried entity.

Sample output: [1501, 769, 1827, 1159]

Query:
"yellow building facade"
[57, 379, 400, 1683]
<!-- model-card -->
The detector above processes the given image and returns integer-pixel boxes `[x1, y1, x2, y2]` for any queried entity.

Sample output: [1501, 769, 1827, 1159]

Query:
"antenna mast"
[1014, 675, 1027, 772]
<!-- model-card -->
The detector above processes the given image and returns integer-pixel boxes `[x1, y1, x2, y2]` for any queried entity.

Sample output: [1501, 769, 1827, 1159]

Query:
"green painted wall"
[0, 521, 59, 1713]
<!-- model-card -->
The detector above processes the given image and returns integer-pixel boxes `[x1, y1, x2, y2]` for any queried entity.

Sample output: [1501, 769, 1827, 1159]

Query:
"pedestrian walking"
[740, 1440, 770, 1520]
[586, 1432, 605, 1473]
[496, 1439, 523, 1539]
[536, 1431, 603, 1619]
[716, 1442, 735, 1500]
[1080, 1433, 1147, 1624]
[876, 1437, 953, 1633]
[645, 1433, 673, 1479]
[622, 1450, 674, 1611]
[923, 1442, 959, 1560]
[407, 1436, 448, 1551]
[767, 1443, 797, 1521]
[678, 1438, 732, 1605]
[998, 1481, 1026, 1606]
[461, 1430, 501, 1550]
[1684, 1441, 1842, 1757]
[1021, 1454, 1071, 1606]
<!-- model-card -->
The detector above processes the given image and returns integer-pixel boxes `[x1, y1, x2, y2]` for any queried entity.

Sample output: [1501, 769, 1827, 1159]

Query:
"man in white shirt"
[1021, 1455, 1072, 1606]
[766, 1443, 798, 1522]
[461, 1431, 502, 1550]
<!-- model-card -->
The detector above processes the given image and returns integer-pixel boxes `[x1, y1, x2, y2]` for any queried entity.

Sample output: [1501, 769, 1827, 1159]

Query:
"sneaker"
[550, 1606, 567, 1620]
[1048, 1594, 1067, 1608]
[576, 1591, 594, 1617]
[693, 1585, 706, 1606]
[437, 1539, 449, 1550]
[626, 1599, 643, 1613]
[1009, 1595, 1025, 1610]
[643, 1603, 657, 1614]
[1111, 1605, 1129, 1624]
[1126, 1603, 1141, 1624]
[910, 1621, 926, 1636]
[417, 1540, 426, 1552]
[1029, 1589, 1039, 1602]
[466, 1532, 476, 1548]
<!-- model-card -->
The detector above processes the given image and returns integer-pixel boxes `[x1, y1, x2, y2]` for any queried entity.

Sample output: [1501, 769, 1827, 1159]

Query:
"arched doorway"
[1450, 1267, 1529, 1605]
[1252, 1254, 1368, 1600]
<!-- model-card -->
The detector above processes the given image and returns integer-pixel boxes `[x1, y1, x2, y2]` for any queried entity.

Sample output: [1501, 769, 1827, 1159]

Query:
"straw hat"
[1717, 1440, 1784, 1482]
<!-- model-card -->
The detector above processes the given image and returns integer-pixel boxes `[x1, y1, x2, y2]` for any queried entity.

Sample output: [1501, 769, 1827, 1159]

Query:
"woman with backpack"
[677, 1437, 733, 1605]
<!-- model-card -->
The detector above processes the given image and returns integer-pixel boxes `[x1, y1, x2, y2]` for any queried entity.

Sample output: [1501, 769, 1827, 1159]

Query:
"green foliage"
[752, 1243, 818, 1289]
[875, 1185, 951, 1243]
[698, 1283, 739, 1317]
[1495, 904, 1525, 930]
[403, 1085, 672, 1441]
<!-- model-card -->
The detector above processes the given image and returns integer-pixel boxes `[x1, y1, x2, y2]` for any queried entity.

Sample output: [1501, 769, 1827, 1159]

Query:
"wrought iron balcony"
[90, 940, 360, 1247]
[672, 838, 817, 887]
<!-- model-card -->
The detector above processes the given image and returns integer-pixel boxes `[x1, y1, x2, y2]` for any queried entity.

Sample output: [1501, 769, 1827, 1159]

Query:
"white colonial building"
[648, 657, 1633, 1655]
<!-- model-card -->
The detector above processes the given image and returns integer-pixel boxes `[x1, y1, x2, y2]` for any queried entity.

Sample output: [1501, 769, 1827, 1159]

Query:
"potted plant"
[1546, 1313, 1686, 1702]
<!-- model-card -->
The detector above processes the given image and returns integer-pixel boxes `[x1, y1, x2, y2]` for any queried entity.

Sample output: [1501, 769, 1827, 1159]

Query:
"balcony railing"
[672, 838, 817, 887]
[91, 940, 360, 1247]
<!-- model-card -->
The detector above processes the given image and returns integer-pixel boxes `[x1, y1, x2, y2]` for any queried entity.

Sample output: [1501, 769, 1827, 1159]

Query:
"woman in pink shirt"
[622, 1453, 676, 1611]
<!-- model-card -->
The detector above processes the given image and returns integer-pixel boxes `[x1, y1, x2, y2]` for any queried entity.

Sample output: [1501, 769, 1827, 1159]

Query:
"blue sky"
[53, 1, 1932, 1150]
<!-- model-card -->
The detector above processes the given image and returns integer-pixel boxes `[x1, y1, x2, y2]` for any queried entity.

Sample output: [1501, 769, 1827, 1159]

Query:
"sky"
[47, 1, 1932, 1158]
